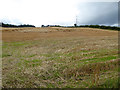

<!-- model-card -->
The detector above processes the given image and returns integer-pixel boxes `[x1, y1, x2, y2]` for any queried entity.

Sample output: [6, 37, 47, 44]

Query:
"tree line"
[41, 25, 61, 27]
[1, 22, 119, 31]
[41, 24, 120, 31]
[73, 25, 120, 31]
[1, 23, 35, 27]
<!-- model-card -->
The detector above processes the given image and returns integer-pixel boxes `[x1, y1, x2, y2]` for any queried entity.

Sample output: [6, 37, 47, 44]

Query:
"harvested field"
[2, 27, 118, 88]
[2, 27, 117, 42]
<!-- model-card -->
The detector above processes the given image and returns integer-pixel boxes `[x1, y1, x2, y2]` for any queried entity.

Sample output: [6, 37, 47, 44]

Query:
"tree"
[41, 25, 45, 27]
[74, 24, 77, 27]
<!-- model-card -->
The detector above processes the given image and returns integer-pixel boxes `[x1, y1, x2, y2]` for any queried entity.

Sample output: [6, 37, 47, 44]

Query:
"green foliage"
[41, 25, 61, 27]
[78, 25, 120, 31]
[2, 22, 35, 27]
[67, 24, 120, 31]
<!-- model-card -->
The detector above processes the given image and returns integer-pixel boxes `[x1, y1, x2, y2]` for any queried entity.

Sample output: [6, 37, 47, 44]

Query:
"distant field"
[2, 27, 118, 88]
[2, 27, 117, 42]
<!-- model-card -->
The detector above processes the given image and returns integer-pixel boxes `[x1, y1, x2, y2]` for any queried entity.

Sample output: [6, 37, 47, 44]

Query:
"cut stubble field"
[2, 27, 119, 88]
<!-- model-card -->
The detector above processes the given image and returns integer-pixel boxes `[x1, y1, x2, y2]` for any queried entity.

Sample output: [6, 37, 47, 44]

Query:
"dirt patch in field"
[2, 27, 118, 42]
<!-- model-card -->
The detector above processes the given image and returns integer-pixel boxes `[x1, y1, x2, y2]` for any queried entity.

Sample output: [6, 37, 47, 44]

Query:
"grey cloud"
[77, 2, 118, 26]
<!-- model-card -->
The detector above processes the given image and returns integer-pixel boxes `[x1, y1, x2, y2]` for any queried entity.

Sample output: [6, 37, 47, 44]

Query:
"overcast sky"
[0, 0, 119, 27]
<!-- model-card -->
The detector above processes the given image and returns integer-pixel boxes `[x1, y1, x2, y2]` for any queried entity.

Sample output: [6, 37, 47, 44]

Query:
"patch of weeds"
[46, 83, 56, 88]
[79, 55, 117, 65]
[53, 71, 61, 78]
[63, 59, 118, 81]
[75, 58, 98, 67]
[52, 41, 58, 44]
[97, 77, 118, 88]
[82, 53, 94, 57]
[47, 53, 63, 61]
[48, 56, 61, 61]
[65, 85, 75, 88]
[32, 63, 40, 67]
[83, 57, 97, 62]
[15, 68, 22, 73]
[25, 59, 41, 63]
[95, 49, 118, 57]
[12, 42, 27, 47]
[2, 54, 12, 57]
[29, 54, 36, 57]
[42, 54, 52, 57]
[24, 59, 42, 67]
[2, 45, 7, 48]
[81, 50, 92, 52]
[65, 52, 74, 57]
[92, 55, 117, 63]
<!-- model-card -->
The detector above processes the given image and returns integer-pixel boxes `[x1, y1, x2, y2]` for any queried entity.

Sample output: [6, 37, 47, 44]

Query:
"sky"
[0, 0, 119, 27]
